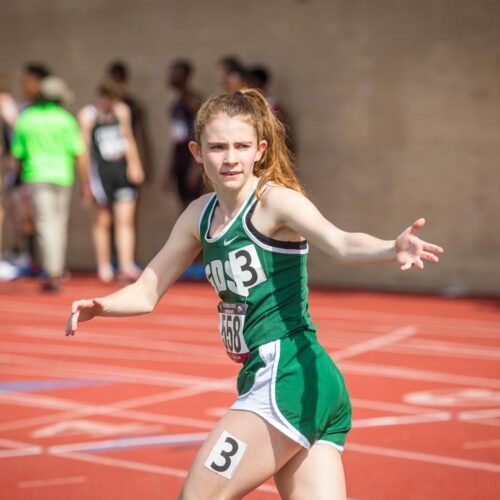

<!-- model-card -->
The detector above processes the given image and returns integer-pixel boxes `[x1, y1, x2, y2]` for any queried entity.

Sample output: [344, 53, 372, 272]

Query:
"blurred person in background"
[106, 60, 152, 180]
[0, 75, 19, 279]
[21, 63, 51, 108]
[3, 63, 51, 275]
[78, 80, 144, 284]
[215, 56, 246, 93]
[246, 65, 295, 153]
[11, 76, 88, 291]
[164, 59, 203, 209]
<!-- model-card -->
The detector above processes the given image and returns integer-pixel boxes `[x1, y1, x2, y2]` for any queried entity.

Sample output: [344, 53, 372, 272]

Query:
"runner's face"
[97, 94, 115, 114]
[192, 114, 267, 192]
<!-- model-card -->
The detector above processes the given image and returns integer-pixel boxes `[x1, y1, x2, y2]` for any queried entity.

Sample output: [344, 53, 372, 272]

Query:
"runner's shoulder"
[180, 192, 215, 238]
[260, 183, 306, 213]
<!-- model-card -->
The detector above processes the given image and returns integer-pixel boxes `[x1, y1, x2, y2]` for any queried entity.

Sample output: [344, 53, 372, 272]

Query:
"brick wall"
[1, 0, 499, 294]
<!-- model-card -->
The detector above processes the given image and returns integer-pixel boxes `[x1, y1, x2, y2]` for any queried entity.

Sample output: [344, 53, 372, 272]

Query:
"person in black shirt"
[165, 60, 203, 209]
[106, 61, 151, 180]
[79, 81, 144, 283]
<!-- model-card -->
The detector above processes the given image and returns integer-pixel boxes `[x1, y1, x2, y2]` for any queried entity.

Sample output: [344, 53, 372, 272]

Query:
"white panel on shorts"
[88, 160, 108, 206]
[231, 340, 310, 449]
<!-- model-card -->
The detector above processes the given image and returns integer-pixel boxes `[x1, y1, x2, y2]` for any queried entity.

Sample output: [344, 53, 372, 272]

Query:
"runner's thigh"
[179, 409, 302, 500]
[274, 442, 346, 500]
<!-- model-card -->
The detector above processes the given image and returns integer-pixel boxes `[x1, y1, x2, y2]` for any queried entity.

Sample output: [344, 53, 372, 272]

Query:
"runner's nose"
[224, 147, 237, 165]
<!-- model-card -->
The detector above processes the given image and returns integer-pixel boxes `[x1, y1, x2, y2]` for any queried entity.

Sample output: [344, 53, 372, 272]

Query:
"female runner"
[66, 89, 443, 499]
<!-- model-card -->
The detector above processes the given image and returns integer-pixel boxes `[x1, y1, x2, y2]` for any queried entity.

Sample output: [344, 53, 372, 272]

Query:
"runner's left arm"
[265, 187, 443, 270]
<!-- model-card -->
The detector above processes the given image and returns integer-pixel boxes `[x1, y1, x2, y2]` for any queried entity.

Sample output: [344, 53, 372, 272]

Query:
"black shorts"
[90, 162, 137, 206]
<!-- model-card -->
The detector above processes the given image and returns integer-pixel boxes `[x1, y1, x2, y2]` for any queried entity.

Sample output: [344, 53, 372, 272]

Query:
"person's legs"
[93, 205, 113, 282]
[113, 199, 139, 279]
[180, 409, 302, 500]
[274, 442, 346, 500]
[52, 185, 72, 277]
[30, 183, 61, 288]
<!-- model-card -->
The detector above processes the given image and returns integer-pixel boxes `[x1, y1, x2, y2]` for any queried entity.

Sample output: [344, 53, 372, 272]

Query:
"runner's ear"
[188, 141, 203, 163]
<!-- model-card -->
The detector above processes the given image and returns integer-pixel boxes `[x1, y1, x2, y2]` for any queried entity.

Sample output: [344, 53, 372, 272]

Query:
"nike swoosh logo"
[224, 236, 238, 246]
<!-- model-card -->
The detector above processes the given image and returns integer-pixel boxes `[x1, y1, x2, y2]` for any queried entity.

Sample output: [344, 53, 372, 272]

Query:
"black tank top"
[91, 110, 127, 169]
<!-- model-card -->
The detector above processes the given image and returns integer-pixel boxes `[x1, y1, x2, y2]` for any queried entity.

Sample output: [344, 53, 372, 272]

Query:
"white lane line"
[18, 476, 87, 488]
[154, 292, 500, 333]
[0, 447, 43, 458]
[2, 295, 499, 333]
[0, 401, 215, 434]
[51, 450, 187, 476]
[375, 341, 500, 362]
[0, 389, 222, 432]
[458, 408, 500, 420]
[463, 439, 500, 450]
[0, 393, 452, 442]
[52, 451, 278, 495]
[0, 340, 226, 363]
[332, 326, 417, 361]
[401, 338, 500, 360]
[0, 438, 38, 449]
[350, 398, 436, 415]
[318, 333, 500, 362]
[347, 442, 500, 473]
[49, 433, 209, 454]
[0, 438, 43, 458]
[352, 412, 452, 429]
[0, 352, 236, 389]
[338, 361, 500, 389]
[0, 393, 432, 436]
[0, 370, 231, 433]
[309, 305, 500, 333]
[5, 322, 217, 345]
[0, 348, 228, 371]
[0, 301, 215, 328]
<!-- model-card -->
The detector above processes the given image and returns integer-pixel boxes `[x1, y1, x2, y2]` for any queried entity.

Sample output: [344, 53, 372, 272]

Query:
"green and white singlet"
[199, 184, 352, 450]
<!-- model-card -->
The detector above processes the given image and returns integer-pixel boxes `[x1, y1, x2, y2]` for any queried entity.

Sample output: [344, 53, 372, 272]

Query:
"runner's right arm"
[65, 196, 208, 335]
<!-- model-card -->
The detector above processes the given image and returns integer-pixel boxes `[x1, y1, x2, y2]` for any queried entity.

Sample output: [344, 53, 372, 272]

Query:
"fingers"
[66, 299, 95, 337]
[65, 311, 78, 337]
[421, 251, 439, 263]
[71, 299, 94, 314]
[400, 258, 425, 271]
[409, 218, 426, 235]
[71, 310, 80, 332]
[64, 316, 73, 336]
[400, 261, 413, 271]
[423, 242, 444, 254]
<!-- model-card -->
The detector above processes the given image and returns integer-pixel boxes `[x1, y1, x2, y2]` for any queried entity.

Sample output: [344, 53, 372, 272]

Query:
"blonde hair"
[194, 89, 304, 196]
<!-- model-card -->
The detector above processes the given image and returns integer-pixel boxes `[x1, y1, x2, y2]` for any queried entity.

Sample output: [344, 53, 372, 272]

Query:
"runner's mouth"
[221, 171, 242, 177]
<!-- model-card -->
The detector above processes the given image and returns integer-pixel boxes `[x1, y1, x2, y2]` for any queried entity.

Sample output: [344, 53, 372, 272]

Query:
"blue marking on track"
[0, 379, 112, 393]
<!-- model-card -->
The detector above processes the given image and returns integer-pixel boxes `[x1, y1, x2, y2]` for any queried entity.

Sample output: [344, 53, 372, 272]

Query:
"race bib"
[218, 302, 249, 363]
[95, 124, 127, 161]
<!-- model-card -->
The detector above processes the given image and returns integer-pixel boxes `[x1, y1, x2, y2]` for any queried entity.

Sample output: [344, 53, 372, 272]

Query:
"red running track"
[0, 275, 499, 499]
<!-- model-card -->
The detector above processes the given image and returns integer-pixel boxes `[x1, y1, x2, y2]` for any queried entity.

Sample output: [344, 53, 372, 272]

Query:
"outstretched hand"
[65, 299, 104, 336]
[396, 218, 444, 271]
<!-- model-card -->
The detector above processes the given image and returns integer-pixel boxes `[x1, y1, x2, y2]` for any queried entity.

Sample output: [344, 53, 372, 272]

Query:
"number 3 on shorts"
[204, 431, 247, 479]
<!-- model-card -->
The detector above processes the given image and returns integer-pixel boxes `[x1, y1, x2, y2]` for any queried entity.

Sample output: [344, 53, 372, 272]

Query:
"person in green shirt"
[12, 76, 89, 291]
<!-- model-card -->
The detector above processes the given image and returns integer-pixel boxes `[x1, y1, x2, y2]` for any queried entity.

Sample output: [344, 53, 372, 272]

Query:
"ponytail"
[194, 89, 304, 196]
